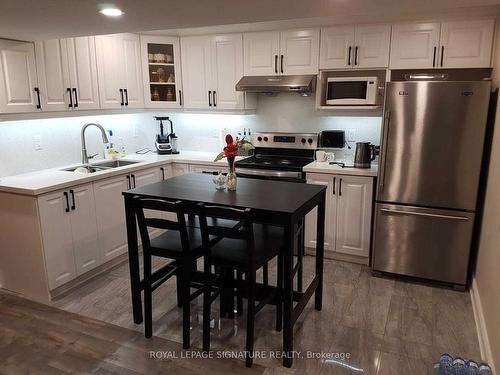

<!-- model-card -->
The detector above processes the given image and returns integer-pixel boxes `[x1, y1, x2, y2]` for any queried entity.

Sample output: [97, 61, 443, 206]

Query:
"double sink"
[61, 160, 142, 174]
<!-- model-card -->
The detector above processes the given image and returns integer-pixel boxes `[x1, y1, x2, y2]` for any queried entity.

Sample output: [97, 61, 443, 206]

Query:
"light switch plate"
[33, 135, 42, 150]
[347, 129, 356, 142]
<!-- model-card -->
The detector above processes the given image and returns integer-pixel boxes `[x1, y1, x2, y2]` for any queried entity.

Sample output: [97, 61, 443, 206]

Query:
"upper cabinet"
[35, 36, 100, 112]
[320, 24, 391, 69]
[95, 33, 143, 109]
[0, 40, 40, 113]
[181, 33, 252, 110]
[390, 20, 494, 69]
[243, 29, 319, 76]
[140, 35, 182, 108]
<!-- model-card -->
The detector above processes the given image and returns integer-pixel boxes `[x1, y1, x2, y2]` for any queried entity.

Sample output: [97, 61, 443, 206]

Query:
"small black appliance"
[154, 116, 179, 155]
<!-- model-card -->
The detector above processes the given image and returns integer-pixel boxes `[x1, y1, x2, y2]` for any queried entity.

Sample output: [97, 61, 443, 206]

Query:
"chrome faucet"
[81, 123, 109, 164]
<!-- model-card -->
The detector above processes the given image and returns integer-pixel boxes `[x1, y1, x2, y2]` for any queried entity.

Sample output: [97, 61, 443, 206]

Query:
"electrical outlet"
[33, 135, 42, 150]
[347, 129, 356, 142]
[132, 124, 138, 138]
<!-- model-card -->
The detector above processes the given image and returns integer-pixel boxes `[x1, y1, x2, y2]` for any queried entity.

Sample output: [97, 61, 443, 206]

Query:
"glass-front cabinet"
[140, 35, 182, 108]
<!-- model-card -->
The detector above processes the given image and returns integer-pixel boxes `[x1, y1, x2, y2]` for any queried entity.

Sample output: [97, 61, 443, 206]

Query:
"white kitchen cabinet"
[38, 191, 76, 289]
[439, 20, 494, 68]
[390, 22, 442, 69]
[243, 29, 319, 76]
[305, 174, 335, 251]
[181, 33, 248, 110]
[133, 167, 162, 188]
[95, 33, 143, 109]
[280, 29, 320, 74]
[159, 164, 173, 180]
[319, 24, 390, 69]
[141, 35, 183, 108]
[305, 173, 373, 261]
[94, 175, 129, 262]
[35, 36, 99, 112]
[38, 183, 100, 289]
[0, 39, 40, 113]
[335, 175, 373, 258]
[189, 164, 225, 174]
[243, 31, 280, 76]
[172, 163, 190, 176]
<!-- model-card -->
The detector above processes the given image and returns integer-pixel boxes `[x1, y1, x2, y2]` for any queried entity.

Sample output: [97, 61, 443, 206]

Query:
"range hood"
[235, 75, 316, 95]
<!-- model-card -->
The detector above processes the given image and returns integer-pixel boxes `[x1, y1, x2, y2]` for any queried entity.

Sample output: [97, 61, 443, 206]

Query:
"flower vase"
[226, 156, 237, 191]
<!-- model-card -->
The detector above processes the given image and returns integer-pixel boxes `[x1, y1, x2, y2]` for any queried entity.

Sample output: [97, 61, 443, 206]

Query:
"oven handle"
[236, 168, 302, 179]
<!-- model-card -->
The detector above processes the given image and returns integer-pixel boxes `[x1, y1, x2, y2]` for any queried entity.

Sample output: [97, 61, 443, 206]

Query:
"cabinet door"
[243, 31, 280, 76]
[121, 34, 144, 108]
[335, 175, 373, 258]
[319, 26, 355, 69]
[390, 22, 441, 69]
[66, 36, 100, 110]
[172, 163, 190, 176]
[181, 36, 212, 109]
[280, 29, 320, 75]
[0, 40, 40, 113]
[211, 34, 245, 110]
[304, 173, 335, 251]
[189, 164, 225, 174]
[132, 167, 162, 188]
[159, 164, 173, 180]
[440, 20, 494, 68]
[38, 190, 76, 290]
[94, 175, 129, 262]
[354, 24, 391, 68]
[141, 35, 183, 108]
[35, 39, 69, 111]
[68, 184, 101, 275]
[95, 35, 125, 109]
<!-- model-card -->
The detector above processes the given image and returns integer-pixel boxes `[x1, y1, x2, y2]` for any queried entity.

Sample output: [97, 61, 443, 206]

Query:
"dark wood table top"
[123, 173, 326, 215]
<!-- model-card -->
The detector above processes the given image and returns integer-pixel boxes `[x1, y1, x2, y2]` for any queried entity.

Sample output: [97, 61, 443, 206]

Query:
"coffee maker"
[154, 116, 179, 155]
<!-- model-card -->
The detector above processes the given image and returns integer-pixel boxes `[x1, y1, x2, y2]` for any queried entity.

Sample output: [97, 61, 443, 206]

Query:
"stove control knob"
[257, 136, 262, 142]
[308, 138, 313, 144]
[263, 136, 268, 142]
[301, 138, 306, 144]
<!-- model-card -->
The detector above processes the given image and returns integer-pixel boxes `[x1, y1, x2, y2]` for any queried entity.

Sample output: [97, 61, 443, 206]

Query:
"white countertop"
[0, 151, 233, 196]
[303, 161, 378, 177]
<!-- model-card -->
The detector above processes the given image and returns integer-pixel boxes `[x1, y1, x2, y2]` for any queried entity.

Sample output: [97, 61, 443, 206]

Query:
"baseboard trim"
[470, 277, 496, 373]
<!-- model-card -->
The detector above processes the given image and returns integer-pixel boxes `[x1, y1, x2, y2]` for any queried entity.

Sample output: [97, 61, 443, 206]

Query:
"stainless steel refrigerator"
[372, 80, 491, 289]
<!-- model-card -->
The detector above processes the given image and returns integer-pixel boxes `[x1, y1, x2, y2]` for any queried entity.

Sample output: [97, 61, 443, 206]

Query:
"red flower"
[223, 134, 238, 157]
[225, 134, 233, 145]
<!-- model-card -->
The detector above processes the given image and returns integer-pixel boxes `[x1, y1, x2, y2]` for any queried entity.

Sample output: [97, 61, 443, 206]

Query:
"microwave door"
[326, 80, 368, 105]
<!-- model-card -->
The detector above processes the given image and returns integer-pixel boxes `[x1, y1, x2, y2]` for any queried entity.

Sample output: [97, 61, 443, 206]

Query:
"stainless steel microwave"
[326, 77, 378, 105]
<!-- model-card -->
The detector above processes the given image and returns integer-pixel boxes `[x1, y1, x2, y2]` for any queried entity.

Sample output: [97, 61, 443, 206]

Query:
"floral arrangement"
[214, 134, 252, 162]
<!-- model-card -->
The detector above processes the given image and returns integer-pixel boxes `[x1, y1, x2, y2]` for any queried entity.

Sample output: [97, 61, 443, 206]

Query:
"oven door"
[326, 78, 377, 105]
[236, 168, 305, 183]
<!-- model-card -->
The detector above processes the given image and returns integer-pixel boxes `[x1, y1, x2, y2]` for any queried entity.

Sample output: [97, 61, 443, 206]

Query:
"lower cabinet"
[38, 183, 99, 290]
[305, 173, 374, 261]
[172, 163, 190, 176]
[189, 163, 225, 174]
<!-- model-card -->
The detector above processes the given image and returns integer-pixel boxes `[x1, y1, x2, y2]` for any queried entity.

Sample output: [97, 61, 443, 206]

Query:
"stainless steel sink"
[61, 160, 141, 173]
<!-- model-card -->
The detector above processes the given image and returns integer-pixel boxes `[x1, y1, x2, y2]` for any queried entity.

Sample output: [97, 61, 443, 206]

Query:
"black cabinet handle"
[280, 55, 284, 74]
[67, 88, 73, 108]
[339, 178, 343, 196]
[354, 46, 359, 66]
[213, 91, 217, 107]
[119, 89, 124, 106]
[72, 88, 78, 108]
[160, 167, 165, 180]
[63, 192, 70, 212]
[440, 46, 444, 67]
[69, 189, 76, 210]
[179, 90, 182, 106]
[208, 90, 212, 106]
[432, 47, 437, 67]
[333, 177, 336, 195]
[347, 46, 352, 65]
[126, 175, 131, 189]
[131, 174, 136, 188]
[124, 89, 129, 106]
[274, 55, 278, 74]
[34, 87, 41, 109]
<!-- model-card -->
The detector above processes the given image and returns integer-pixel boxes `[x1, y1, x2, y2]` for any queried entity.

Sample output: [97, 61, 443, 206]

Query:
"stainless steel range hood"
[235, 75, 316, 95]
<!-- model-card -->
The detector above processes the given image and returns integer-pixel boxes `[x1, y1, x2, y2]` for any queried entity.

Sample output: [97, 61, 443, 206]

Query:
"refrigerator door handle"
[380, 208, 469, 221]
[378, 110, 391, 191]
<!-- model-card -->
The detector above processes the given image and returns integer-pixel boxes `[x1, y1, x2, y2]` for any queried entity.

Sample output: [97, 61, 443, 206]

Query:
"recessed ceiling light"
[99, 7, 124, 17]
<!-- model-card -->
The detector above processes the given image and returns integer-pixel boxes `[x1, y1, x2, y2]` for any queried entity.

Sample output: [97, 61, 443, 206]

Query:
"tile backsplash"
[0, 94, 382, 177]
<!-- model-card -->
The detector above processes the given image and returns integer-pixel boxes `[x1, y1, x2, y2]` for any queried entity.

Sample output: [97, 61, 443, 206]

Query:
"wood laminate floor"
[34, 257, 481, 374]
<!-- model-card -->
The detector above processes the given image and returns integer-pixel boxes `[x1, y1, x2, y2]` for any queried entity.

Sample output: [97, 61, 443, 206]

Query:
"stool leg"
[276, 254, 283, 332]
[246, 269, 256, 368]
[236, 271, 243, 316]
[144, 251, 153, 338]
[202, 254, 211, 352]
[181, 258, 191, 349]
[263, 264, 269, 286]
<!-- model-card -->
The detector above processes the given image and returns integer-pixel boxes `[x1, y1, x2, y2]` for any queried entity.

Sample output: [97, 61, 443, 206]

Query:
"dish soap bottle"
[118, 137, 126, 158]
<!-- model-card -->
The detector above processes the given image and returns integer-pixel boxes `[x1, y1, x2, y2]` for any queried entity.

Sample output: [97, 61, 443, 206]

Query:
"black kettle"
[354, 142, 376, 168]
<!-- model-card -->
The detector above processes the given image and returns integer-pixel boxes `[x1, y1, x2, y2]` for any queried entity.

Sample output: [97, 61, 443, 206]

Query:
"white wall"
[0, 94, 381, 177]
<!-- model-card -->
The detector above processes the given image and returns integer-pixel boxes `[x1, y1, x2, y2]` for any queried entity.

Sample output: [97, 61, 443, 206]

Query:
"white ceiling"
[1, 0, 500, 41]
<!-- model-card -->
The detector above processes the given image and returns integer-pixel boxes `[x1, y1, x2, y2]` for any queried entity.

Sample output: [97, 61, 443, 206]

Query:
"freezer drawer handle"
[380, 209, 469, 221]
